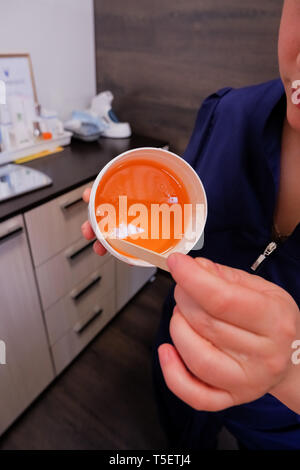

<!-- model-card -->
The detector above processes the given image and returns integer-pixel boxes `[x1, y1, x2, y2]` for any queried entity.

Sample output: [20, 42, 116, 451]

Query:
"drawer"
[52, 288, 116, 375]
[45, 259, 115, 345]
[36, 237, 111, 310]
[116, 260, 156, 311]
[25, 181, 93, 266]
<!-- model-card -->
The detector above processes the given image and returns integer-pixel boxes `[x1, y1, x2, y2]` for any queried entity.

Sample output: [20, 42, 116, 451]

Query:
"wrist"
[269, 363, 300, 414]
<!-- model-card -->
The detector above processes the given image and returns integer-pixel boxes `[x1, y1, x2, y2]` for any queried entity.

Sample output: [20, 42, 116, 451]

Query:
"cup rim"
[88, 146, 208, 267]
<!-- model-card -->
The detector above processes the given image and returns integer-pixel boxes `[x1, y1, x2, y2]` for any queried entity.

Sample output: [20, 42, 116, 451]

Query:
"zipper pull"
[251, 241, 277, 272]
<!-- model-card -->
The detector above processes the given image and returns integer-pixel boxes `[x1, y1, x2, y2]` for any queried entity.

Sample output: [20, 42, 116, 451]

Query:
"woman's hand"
[81, 188, 107, 256]
[158, 253, 300, 412]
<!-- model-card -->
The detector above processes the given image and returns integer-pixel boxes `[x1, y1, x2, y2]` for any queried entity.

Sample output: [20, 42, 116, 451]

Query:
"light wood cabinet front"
[36, 238, 111, 310]
[0, 184, 157, 436]
[25, 182, 92, 267]
[45, 258, 115, 346]
[0, 215, 54, 435]
[116, 260, 156, 312]
[51, 289, 116, 374]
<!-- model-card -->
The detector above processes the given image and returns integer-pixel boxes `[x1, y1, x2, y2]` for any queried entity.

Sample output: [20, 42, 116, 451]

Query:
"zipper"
[251, 241, 278, 272]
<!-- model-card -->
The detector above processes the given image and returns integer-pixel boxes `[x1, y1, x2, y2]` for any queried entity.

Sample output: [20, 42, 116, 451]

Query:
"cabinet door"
[116, 260, 156, 311]
[0, 215, 54, 435]
[25, 181, 92, 267]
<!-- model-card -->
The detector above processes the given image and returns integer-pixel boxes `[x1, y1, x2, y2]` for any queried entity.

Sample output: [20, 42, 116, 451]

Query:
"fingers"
[81, 189, 107, 256]
[81, 220, 95, 240]
[194, 257, 279, 295]
[81, 221, 107, 255]
[93, 239, 107, 256]
[83, 187, 91, 203]
[158, 343, 235, 411]
[167, 253, 272, 335]
[174, 284, 273, 351]
[81, 189, 96, 242]
[169, 309, 244, 390]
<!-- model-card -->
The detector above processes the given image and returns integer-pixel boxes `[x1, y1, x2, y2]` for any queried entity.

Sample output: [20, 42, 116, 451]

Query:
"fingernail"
[196, 258, 212, 269]
[158, 345, 172, 365]
[196, 257, 219, 274]
[167, 253, 178, 271]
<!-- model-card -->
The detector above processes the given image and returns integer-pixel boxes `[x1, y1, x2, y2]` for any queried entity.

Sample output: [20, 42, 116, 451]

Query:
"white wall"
[0, 0, 96, 120]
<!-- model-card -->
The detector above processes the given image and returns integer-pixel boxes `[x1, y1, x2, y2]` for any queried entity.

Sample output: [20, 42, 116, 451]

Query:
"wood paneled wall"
[94, 0, 283, 154]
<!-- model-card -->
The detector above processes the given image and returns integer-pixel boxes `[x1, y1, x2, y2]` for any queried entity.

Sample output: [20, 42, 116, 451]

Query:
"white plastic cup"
[89, 147, 207, 267]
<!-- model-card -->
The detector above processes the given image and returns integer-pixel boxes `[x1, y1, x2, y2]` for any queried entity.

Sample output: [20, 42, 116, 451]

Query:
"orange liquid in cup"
[94, 156, 190, 257]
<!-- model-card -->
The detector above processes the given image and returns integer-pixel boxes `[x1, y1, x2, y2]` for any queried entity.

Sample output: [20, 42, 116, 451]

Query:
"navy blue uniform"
[152, 78, 300, 450]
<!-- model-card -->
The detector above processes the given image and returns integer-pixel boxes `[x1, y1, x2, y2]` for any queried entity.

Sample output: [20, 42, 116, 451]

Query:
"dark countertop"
[0, 134, 167, 223]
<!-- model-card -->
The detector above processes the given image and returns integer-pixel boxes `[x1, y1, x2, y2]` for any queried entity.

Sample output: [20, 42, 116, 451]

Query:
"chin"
[286, 103, 300, 133]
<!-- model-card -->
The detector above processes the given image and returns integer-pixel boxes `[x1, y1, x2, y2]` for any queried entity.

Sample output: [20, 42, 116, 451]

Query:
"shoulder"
[209, 78, 284, 122]
[184, 79, 284, 165]
[188, 78, 284, 143]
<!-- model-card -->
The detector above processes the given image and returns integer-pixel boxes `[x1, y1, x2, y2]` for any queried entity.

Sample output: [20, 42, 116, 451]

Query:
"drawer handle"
[74, 307, 103, 334]
[60, 196, 84, 211]
[70, 274, 102, 301]
[66, 239, 95, 260]
[0, 225, 23, 245]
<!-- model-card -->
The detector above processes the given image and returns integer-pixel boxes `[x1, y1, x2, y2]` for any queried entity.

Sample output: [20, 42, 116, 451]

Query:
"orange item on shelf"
[42, 132, 52, 140]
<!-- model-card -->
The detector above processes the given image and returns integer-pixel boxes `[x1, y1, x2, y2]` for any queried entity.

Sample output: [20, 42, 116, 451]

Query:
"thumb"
[167, 252, 275, 297]
[167, 254, 287, 333]
[193, 256, 278, 294]
[166, 253, 228, 308]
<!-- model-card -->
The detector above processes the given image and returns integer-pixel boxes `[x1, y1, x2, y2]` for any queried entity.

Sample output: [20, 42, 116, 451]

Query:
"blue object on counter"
[71, 110, 108, 133]
[64, 110, 109, 142]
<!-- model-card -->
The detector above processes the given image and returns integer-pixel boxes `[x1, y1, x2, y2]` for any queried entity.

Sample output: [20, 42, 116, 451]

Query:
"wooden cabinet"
[116, 260, 156, 312]
[35, 239, 111, 310]
[51, 289, 116, 374]
[0, 215, 54, 435]
[25, 182, 92, 267]
[45, 257, 115, 346]
[0, 181, 156, 435]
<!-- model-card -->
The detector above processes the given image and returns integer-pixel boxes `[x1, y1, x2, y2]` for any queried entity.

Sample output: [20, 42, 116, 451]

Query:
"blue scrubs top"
[152, 78, 300, 450]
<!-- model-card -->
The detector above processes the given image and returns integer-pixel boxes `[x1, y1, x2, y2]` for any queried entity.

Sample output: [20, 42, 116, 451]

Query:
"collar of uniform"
[258, 79, 300, 245]
[261, 79, 286, 198]
[250, 79, 286, 231]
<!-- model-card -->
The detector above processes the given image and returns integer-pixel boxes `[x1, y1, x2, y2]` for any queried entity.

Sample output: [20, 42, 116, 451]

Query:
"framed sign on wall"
[0, 53, 70, 165]
[0, 53, 38, 104]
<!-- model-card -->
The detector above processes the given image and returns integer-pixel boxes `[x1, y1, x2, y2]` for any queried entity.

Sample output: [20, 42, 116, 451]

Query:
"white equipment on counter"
[64, 90, 132, 141]
[0, 96, 71, 166]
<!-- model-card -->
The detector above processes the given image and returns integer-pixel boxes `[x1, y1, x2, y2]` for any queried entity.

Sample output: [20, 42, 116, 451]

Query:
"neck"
[282, 117, 300, 153]
[274, 115, 300, 237]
